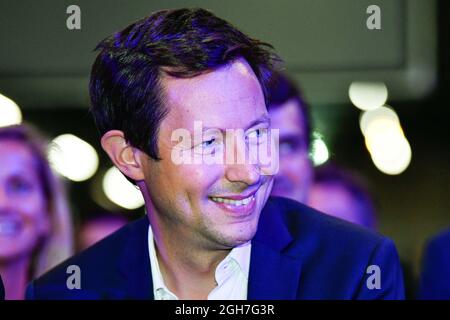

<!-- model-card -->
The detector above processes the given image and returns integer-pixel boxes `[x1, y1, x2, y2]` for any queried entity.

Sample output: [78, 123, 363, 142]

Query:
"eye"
[193, 137, 221, 155]
[247, 129, 260, 139]
[246, 128, 268, 143]
[201, 138, 216, 148]
[7, 176, 34, 195]
[279, 139, 307, 155]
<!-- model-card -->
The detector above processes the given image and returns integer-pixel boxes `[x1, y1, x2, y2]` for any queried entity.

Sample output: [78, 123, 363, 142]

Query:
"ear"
[100, 130, 146, 181]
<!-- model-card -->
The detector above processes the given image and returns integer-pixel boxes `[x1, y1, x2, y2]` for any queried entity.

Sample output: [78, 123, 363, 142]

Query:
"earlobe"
[100, 130, 146, 181]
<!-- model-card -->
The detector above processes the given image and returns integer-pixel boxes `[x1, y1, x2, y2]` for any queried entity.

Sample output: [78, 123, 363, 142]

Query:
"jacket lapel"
[117, 216, 154, 299]
[247, 198, 303, 299]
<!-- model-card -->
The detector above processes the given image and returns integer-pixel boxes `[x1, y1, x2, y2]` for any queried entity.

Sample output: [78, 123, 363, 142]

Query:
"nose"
[225, 162, 261, 186]
[224, 135, 261, 186]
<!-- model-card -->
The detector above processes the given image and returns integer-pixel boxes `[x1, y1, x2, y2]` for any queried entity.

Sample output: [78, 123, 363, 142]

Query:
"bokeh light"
[310, 132, 330, 166]
[359, 105, 400, 136]
[359, 105, 412, 175]
[370, 136, 412, 175]
[349, 82, 388, 111]
[48, 134, 99, 182]
[0, 93, 22, 127]
[102, 166, 145, 210]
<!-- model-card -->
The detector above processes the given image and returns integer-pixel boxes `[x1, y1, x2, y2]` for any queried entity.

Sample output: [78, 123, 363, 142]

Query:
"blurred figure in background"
[267, 72, 313, 203]
[307, 163, 415, 298]
[308, 163, 377, 230]
[77, 210, 128, 251]
[0, 124, 73, 299]
[266, 73, 377, 228]
[419, 228, 450, 299]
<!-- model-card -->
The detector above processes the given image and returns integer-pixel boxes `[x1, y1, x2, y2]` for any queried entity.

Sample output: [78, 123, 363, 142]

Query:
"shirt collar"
[214, 240, 251, 286]
[147, 224, 251, 297]
[148, 224, 176, 298]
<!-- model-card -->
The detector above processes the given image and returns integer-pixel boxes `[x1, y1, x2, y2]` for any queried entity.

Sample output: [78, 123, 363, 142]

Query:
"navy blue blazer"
[26, 197, 405, 299]
[419, 228, 450, 300]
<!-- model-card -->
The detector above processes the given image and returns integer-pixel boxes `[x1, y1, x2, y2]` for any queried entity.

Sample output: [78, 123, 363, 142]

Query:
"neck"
[0, 256, 30, 300]
[156, 238, 228, 299]
[146, 210, 229, 300]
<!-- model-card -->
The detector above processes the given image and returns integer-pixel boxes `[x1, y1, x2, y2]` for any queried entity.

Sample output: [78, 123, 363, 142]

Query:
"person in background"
[308, 163, 377, 230]
[265, 71, 411, 298]
[0, 124, 73, 299]
[266, 72, 313, 203]
[419, 228, 450, 299]
[307, 163, 419, 299]
[77, 210, 128, 251]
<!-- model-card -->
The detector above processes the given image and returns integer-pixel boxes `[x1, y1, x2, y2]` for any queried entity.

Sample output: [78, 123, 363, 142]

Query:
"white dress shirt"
[148, 224, 251, 300]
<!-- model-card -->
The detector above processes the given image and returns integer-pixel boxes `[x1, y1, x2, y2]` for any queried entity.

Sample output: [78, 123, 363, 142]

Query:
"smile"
[208, 189, 259, 217]
[210, 195, 254, 206]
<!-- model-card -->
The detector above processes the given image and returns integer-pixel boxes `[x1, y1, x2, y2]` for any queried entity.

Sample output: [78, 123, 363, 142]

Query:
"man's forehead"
[163, 103, 269, 132]
[160, 58, 267, 130]
[161, 58, 263, 107]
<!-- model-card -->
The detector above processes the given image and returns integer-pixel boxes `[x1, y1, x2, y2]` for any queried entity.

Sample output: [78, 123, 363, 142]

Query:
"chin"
[219, 223, 258, 247]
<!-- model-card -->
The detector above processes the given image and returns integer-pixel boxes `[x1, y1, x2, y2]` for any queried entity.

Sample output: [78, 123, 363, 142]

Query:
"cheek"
[20, 197, 46, 215]
[158, 162, 224, 207]
[286, 152, 311, 172]
[0, 198, 49, 259]
[184, 165, 224, 200]
[19, 193, 49, 234]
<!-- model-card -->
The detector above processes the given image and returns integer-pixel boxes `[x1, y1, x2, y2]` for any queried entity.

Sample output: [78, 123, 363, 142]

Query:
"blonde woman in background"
[0, 124, 73, 299]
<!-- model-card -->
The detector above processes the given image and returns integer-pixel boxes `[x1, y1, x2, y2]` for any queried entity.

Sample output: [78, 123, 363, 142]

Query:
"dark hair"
[314, 163, 377, 229]
[266, 72, 311, 148]
[89, 8, 279, 160]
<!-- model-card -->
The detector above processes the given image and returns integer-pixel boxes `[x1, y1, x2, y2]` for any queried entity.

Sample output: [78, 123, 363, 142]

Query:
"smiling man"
[26, 8, 404, 300]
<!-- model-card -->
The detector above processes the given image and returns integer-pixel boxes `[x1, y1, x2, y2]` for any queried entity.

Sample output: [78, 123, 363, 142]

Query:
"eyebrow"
[201, 114, 271, 133]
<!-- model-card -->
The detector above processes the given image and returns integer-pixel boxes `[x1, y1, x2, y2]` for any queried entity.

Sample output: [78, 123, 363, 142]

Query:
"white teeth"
[211, 195, 254, 206]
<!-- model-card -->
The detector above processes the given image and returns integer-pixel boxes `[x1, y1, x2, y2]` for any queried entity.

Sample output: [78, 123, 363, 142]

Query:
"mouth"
[209, 190, 258, 217]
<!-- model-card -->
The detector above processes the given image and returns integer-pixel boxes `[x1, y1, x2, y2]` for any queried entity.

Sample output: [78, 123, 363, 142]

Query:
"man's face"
[269, 99, 313, 203]
[140, 58, 275, 250]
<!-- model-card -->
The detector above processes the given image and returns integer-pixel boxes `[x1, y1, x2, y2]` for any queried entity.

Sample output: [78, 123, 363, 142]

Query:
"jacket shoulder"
[265, 197, 405, 299]
[268, 196, 385, 248]
[27, 217, 149, 299]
